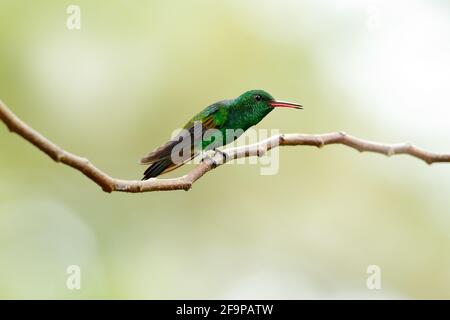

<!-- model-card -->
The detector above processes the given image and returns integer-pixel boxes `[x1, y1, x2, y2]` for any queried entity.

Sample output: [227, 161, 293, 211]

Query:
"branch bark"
[1, 100, 449, 193]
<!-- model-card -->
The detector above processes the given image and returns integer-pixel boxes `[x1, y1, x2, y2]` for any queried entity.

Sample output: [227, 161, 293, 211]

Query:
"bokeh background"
[1, 0, 450, 299]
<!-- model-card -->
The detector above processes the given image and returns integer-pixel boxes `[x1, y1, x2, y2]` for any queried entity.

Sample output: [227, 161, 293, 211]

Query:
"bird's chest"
[201, 127, 245, 150]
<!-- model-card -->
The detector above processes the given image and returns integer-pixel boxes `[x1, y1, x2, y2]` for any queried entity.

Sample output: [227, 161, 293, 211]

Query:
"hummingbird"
[140, 89, 302, 180]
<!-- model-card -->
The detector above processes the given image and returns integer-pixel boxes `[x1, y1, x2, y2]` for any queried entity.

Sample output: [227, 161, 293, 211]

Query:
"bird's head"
[235, 89, 302, 112]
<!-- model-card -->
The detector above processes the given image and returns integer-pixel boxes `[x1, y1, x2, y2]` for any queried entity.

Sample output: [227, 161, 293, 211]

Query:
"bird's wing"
[139, 102, 228, 165]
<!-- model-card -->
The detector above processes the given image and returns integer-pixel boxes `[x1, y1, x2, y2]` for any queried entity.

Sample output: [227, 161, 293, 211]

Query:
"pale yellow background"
[0, 0, 449, 299]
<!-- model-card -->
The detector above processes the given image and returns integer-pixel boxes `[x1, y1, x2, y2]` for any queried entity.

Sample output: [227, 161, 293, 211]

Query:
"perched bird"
[140, 89, 302, 180]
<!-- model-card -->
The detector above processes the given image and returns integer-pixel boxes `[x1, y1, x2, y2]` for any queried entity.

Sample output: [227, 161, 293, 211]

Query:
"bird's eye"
[254, 95, 262, 102]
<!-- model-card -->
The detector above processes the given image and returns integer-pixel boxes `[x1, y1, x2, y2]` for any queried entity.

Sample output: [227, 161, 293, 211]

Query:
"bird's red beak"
[269, 100, 303, 109]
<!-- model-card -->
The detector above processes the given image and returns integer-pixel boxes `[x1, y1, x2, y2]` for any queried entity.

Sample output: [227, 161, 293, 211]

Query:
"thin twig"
[1, 100, 449, 193]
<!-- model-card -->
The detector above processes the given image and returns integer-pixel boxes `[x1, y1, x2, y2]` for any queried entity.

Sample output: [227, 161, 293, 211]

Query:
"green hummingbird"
[140, 89, 302, 180]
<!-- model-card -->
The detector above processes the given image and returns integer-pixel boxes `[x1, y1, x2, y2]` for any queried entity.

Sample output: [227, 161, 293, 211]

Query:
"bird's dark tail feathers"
[142, 158, 174, 180]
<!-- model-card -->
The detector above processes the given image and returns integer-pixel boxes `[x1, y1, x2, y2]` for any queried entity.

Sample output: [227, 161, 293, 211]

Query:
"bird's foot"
[200, 149, 228, 168]
[213, 148, 229, 164]
[200, 152, 217, 168]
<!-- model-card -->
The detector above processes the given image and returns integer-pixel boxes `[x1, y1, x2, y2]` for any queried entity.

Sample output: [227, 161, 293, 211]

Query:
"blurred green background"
[1, 0, 450, 299]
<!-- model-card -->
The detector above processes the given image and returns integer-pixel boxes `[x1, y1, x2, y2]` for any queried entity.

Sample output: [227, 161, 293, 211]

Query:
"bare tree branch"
[1, 100, 450, 193]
